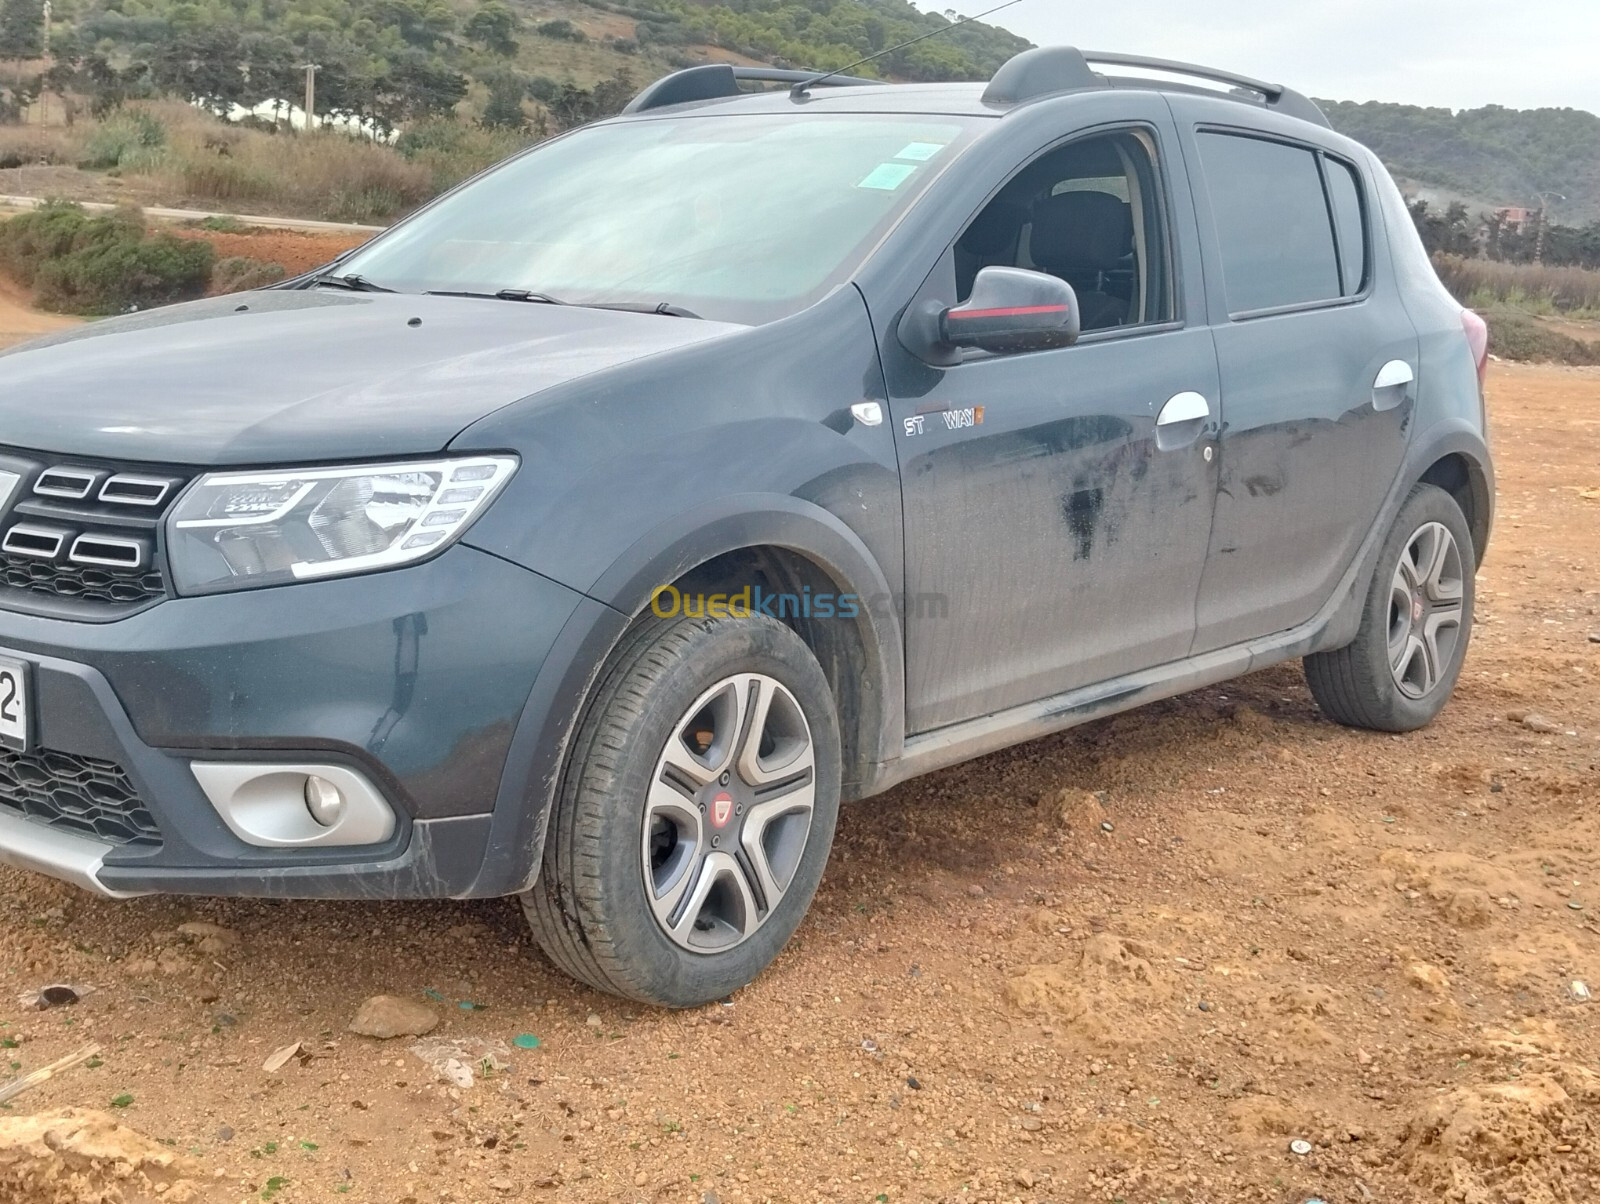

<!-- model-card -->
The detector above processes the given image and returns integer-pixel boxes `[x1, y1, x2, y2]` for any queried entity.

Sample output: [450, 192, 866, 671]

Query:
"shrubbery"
[77, 109, 167, 171]
[0, 202, 214, 315]
[394, 118, 529, 191]
[1484, 311, 1600, 366]
[212, 255, 286, 293]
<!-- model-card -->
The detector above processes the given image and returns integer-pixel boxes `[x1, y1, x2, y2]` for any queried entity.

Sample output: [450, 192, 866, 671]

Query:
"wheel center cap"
[710, 790, 735, 830]
[1412, 595, 1424, 622]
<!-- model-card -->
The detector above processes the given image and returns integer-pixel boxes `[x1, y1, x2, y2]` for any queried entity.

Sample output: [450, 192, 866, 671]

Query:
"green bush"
[78, 110, 168, 171]
[212, 255, 287, 293]
[0, 202, 91, 286]
[0, 203, 215, 315]
[535, 18, 587, 42]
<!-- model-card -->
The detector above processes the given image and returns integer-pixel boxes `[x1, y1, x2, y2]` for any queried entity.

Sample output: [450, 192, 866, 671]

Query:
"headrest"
[1030, 191, 1132, 276]
[959, 200, 1028, 258]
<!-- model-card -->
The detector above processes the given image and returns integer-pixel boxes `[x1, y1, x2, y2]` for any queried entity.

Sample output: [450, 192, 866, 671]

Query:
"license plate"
[0, 657, 30, 753]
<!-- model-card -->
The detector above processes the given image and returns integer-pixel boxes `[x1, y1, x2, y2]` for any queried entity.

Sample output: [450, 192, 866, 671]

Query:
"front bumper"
[0, 544, 586, 898]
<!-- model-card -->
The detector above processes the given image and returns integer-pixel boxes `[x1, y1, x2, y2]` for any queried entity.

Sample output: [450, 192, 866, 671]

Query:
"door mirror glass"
[940, 267, 1080, 355]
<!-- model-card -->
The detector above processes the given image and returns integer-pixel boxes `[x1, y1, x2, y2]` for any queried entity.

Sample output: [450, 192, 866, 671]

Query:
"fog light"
[304, 775, 345, 827]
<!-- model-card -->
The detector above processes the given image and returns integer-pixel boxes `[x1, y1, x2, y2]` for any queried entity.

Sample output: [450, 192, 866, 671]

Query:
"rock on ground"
[348, 994, 439, 1039]
[0, 1108, 212, 1203]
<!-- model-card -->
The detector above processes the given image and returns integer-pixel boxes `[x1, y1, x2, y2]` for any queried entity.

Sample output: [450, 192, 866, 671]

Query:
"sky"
[924, 0, 1600, 115]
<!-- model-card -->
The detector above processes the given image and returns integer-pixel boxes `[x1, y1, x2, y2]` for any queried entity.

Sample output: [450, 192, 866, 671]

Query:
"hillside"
[5, 0, 1600, 229]
[4, 0, 1030, 133]
[1320, 100, 1600, 225]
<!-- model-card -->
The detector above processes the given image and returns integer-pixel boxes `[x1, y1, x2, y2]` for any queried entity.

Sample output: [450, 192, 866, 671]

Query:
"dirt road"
[1, 362, 1597, 1204]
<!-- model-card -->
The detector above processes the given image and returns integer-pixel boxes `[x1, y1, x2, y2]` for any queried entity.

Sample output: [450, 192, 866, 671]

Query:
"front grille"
[0, 553, 168, 605]
[0, 748, 162, 846]
[0, 449, 188, 619]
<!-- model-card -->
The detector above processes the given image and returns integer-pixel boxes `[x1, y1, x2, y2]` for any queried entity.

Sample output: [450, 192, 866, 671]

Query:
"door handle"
[1372, 360, 1415, 411]
[1156, 392, 1210, 426]
[1155, 392, 1210, 451]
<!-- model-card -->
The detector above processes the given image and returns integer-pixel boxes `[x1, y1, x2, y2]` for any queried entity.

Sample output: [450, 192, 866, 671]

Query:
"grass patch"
[1435, 254, 1600, 317]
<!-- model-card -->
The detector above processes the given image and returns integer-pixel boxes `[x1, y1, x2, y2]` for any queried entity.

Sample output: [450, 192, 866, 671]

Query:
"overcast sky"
[931, 0, 1600, 115]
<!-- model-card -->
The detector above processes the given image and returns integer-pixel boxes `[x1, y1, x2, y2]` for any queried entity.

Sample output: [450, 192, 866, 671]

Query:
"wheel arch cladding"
[1418, 452, 1492, 568]
[470, 500, 906, 898]
[668, 543, 889, 802]
[587, 496, 907, 797]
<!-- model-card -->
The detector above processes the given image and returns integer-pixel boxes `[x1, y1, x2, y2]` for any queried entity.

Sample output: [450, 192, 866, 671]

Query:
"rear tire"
[1305, 483, 1475, 732]
[521, 611, 841, 1007]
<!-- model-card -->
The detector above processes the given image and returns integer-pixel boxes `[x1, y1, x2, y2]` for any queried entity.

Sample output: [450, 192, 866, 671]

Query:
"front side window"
[335, 113, 980, 325]
[1197, 132, 1343, 314]
[952, 130, 1173, 333]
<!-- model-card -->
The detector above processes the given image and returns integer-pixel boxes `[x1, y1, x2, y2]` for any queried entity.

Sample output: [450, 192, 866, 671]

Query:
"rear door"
[1171, 97, 1419, 652]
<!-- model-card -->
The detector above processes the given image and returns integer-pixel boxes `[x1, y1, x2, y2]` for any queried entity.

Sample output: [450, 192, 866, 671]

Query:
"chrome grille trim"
[98, 474, 173, 507]
[35, 468, 100, 500]
[2, 524, 67, 559]
[68, 534, 146, 569]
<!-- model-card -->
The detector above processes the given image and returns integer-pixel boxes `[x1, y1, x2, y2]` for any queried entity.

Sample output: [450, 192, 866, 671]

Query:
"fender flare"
[1314, 417, 1495, 657]
[467, 495, 906, 897]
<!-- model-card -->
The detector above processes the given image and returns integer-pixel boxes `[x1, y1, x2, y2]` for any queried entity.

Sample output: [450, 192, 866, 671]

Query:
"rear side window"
[1197, 133, 1341, 314]
[1324, 157, 1368, 295]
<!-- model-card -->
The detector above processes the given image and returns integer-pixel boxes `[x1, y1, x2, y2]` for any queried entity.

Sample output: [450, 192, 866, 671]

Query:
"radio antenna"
[791, 0, 1026, 99]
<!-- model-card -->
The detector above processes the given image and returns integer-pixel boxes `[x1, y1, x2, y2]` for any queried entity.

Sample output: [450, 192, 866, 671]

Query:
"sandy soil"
[175, 228, 373, 279]
[0, 361, 1596, 1204]
[0, 281, 79, 346]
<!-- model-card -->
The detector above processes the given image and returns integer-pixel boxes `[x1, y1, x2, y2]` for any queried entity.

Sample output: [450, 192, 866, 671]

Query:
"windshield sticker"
[858, 162, 918, 191]
[895, 142, 947, 162]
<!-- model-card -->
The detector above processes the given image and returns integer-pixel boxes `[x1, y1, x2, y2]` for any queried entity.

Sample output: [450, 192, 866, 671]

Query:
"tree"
[0, 0, 43, 61]
[480, 70, 525, 131]
[465, 3, 516, 57]
[369, 52, 466, 126]
[373, 0, 457, 51]
[148, 25, 249, 109]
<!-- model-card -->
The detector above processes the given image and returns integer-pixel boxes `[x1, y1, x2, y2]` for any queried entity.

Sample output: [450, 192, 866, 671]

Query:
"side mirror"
[942, 267, 1080, 355]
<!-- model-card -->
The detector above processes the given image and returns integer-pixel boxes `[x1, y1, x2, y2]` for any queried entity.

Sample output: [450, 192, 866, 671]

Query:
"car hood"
[0, 290, 742, 465]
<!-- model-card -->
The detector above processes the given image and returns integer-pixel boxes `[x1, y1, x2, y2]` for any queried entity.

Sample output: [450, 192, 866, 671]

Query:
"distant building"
[1494, 206, 1536, 231]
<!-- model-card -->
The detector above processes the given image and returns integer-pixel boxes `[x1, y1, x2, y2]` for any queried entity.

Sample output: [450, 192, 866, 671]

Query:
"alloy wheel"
[642, 673, 816, 953]
[1387, 521, 1465, 700]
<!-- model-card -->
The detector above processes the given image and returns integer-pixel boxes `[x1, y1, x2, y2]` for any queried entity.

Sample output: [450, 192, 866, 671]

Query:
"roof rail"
[624, 64, 878, 114]
[981, 46, 1330, 129]
[1080, 50, 1330, 127]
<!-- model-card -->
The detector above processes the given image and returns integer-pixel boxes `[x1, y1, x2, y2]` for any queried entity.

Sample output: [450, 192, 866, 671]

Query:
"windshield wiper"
[312, 272, 395, 293]
[424, 288, 566, 305]
[594, 301, 702, 319]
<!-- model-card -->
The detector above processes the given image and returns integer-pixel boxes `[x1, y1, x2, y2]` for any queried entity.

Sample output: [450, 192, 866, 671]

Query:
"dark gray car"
[0, 47, 1493, 1007]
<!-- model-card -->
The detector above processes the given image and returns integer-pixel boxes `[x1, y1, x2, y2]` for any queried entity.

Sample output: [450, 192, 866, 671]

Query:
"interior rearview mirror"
[941, 267, 1080, 355]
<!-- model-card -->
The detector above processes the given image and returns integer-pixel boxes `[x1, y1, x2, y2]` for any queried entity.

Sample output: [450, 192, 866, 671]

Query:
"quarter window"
[1324, 157, 1368, 296]
[1197, 133, 1341, 314]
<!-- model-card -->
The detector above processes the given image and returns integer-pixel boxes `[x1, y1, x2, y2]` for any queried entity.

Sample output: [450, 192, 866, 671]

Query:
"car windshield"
[334, 112, 979, 324]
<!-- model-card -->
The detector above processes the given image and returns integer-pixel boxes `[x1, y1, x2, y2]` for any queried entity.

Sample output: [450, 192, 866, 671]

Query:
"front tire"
[522, 611, 841, 1007]
[1305, 483, 1475, 732]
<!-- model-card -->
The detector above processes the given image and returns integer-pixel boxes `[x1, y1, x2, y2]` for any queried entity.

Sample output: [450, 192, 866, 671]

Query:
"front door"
[881, 122, 1221, 733]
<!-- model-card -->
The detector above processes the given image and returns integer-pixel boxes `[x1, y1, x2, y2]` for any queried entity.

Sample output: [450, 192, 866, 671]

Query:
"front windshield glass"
[335, 112, 978, 324]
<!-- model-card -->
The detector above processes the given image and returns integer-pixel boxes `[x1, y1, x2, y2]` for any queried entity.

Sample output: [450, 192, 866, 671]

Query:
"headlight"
[167, 456, 516, 594]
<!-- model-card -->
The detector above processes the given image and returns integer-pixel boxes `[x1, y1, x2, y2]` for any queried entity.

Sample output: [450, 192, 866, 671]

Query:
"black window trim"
[1193, 123, 1376, 323]
[947, 119, 1186, 362]
[1317, 148, 1372, 298]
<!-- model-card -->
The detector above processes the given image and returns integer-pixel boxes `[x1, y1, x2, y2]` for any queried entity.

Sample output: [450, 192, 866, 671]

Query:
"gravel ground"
[0, 361, 1597, 1204]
